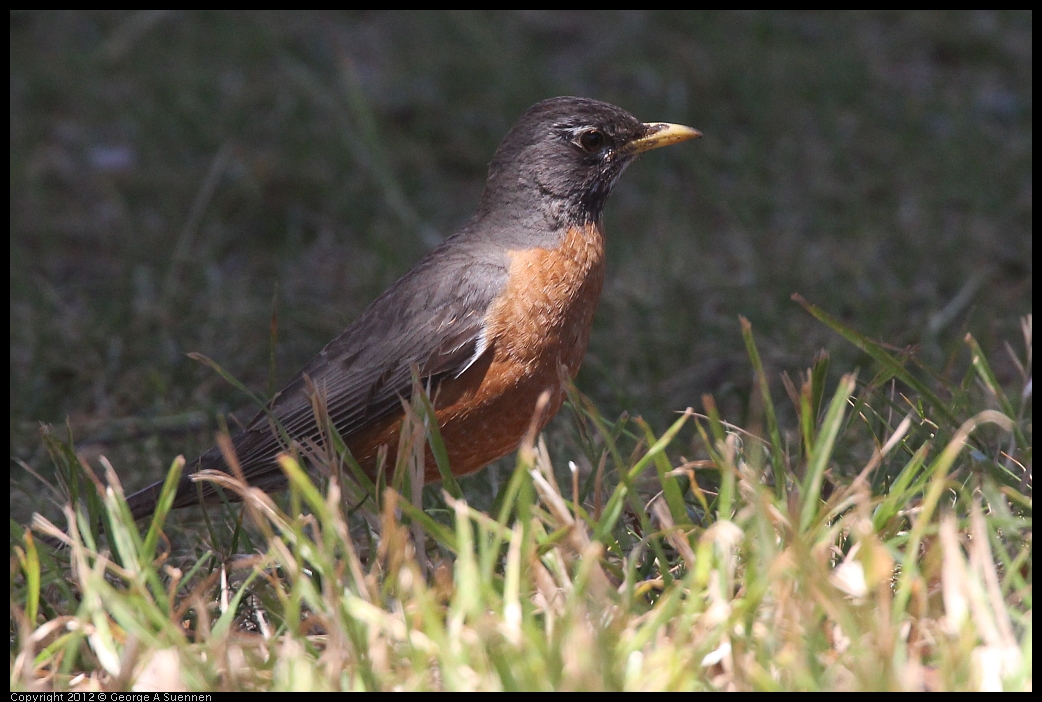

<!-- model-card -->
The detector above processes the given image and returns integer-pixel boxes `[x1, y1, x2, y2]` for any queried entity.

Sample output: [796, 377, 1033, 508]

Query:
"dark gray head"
[474, 96, 700, 236]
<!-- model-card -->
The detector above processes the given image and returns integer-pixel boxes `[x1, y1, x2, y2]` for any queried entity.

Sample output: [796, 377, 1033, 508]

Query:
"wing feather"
[211, 246, 507, 479]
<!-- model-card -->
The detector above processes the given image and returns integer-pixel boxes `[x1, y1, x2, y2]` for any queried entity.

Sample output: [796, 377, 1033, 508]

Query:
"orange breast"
[349, 222, 606, 482]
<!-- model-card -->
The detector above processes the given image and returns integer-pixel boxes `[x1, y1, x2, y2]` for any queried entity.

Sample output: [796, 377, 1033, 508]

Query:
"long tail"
[125, 477, 182, 522]
[124, 445, 243, 522]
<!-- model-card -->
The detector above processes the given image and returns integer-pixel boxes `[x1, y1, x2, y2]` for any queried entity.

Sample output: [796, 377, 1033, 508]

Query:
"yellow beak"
[628, 122, 702, 154]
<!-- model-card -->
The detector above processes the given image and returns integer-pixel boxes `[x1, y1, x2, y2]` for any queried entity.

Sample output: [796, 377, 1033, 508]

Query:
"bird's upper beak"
[627, 122, 702, 154]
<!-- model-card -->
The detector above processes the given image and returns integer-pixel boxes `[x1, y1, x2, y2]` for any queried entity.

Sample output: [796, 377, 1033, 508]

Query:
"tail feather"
[125, 446, 243, 522]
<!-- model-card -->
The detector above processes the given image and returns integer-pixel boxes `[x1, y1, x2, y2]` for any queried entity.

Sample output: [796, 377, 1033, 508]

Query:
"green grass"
[14, 314, 1032, 690]
[10, 11, 1032, 691]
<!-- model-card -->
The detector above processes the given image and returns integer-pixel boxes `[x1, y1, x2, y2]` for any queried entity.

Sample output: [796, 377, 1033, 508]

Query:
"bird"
[124, 96, 700, 522]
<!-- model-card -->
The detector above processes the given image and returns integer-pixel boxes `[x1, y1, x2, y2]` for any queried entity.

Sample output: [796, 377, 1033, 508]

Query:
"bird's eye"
[578, 129, 606, 152]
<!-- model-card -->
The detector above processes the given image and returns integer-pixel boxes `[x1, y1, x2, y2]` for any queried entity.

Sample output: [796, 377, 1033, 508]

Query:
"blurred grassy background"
[10, 11, 1031, 522]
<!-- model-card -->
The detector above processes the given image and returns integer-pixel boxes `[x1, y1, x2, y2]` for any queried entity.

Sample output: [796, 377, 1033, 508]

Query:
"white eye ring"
[578, 129, 606, 152]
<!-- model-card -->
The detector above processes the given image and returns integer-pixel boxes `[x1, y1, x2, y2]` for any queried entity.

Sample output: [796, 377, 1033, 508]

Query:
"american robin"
[124, 96, 700, 521]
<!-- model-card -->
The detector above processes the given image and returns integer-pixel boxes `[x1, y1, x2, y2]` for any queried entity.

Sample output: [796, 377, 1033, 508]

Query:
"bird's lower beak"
[628, 122, 702, 154]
